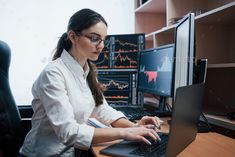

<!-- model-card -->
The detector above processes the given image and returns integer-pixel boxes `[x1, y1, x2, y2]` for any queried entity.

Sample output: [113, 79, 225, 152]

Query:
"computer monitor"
[138, 44, 175, 111]
[173, 13, 195, 98]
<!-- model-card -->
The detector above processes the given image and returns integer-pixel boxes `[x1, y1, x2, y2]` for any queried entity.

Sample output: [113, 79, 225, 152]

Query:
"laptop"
[100, 83, 204, 157]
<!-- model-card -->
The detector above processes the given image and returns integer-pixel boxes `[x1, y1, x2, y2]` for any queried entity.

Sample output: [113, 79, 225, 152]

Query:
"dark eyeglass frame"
[75, 32, 106, 46]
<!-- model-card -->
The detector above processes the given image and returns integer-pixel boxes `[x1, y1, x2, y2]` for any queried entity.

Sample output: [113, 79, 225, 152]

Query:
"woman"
[20, 8, 161, 157]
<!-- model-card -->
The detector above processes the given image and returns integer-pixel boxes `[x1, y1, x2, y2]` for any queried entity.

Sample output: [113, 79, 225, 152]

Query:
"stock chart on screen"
[112, 51, 138, 69]
[138, 45, 174, 97]
[97, 71, 138, 106]
[112, 34, 144, 69]
[94, 52, 109, 68]
[94, 34, 145, 106]
[94, 34, 145, 69]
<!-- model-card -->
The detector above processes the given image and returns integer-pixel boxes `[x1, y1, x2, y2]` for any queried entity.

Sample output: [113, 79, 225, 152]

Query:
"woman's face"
[72, 21, 107, 62]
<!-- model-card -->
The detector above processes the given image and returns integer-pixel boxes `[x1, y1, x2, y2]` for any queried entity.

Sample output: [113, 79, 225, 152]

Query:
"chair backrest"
[0, 40, 23, 157]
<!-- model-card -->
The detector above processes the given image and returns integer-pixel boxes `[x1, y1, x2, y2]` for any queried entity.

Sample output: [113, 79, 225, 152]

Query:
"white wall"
[0, 0, 135, 105]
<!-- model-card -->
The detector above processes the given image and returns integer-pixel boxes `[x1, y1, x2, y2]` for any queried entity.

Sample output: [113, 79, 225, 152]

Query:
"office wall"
[0, 0, 135, 105]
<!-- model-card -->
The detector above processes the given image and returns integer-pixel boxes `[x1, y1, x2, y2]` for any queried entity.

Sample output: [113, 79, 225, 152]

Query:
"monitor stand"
[158, 96, 166, 112]
[154, 96, 172, 117]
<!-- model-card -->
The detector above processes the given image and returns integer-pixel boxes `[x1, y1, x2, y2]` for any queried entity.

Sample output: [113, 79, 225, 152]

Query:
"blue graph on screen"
[138, 46, 174, 96]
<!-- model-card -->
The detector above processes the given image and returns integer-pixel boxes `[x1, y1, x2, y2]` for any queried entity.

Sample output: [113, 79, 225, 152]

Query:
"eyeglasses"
[75, 32, 106, 46]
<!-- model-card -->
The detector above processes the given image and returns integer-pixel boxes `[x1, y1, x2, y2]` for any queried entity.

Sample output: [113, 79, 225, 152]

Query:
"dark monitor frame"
[173, 13, 195, 98]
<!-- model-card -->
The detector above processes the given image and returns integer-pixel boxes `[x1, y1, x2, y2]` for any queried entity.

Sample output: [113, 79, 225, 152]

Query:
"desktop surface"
[92, 123, 235, 157]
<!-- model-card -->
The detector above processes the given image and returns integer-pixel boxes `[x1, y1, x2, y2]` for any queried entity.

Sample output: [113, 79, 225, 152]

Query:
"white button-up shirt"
[20, 50, 125, 157]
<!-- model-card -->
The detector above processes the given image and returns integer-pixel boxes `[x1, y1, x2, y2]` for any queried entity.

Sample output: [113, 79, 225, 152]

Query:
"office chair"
[0, 40, 24, 157]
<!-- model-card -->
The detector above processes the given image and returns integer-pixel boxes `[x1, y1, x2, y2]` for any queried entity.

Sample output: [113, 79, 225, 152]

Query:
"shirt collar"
[61, 49, 90, 79]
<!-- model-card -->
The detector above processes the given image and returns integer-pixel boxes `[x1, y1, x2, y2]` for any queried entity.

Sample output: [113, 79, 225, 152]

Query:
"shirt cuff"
[74, 124, 95, 150]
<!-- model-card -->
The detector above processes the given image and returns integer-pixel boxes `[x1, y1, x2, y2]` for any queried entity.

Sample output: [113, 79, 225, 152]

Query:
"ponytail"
[53, 33, 72, 60]
[87, 60, 104, 106]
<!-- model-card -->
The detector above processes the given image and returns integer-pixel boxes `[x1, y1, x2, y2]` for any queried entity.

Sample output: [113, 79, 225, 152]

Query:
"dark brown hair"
[53, 9, 107, 106]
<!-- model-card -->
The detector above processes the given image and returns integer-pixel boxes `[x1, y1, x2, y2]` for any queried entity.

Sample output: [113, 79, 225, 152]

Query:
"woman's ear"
[67, 30, 77, 44]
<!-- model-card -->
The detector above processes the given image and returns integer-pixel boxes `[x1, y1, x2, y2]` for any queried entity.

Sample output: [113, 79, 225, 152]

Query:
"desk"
[91, 118, 235, 157]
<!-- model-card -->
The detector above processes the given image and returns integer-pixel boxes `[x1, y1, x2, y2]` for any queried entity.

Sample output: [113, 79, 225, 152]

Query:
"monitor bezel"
[172, 13, 195, 97]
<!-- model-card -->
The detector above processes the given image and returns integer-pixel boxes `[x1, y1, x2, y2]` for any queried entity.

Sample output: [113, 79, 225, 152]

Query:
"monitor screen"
[97, 70, 138, 106]
[138, 44, 175, 97]
[173, 13, 195, 97]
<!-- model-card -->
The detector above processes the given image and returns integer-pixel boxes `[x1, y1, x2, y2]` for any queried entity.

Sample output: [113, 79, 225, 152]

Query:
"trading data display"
[114, 35, 140, 52]
[94, 52, 109, 68]
[112, 34, 144, 69]
[138, 45, 174, 97]
[97, 71, 138, 106]
[112, 51, 138, 69]
[93, 34, 145, 69]
[94, 34, 145, 106]
[103, 36, 113, 53]
[93, 36, 113, 68]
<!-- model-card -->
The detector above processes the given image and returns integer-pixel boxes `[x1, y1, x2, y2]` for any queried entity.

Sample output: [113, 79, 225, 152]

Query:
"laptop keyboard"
[130, 133, 168, 157]
[114, 106, 172, 121]
[114, 106, 156, 121]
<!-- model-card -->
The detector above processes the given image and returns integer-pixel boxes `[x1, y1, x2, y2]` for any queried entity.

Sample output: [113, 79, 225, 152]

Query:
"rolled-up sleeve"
[37, 66, 94, 150]
[92, 99, 126, 126]
[74, 124, 94, 150]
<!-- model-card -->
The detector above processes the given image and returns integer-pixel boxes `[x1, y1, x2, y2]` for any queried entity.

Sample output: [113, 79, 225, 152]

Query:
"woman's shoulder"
[45, 58, 65, 71]
[40, 59, 66, 78]
[32, 59, 67, 91]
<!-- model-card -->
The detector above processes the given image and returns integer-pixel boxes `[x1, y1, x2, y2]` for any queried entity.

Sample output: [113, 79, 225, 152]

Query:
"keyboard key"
[115, 106, 171, 120]
[130, 133, 168, 157]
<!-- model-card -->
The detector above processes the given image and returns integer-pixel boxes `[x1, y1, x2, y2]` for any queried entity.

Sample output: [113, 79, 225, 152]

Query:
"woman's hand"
[137, 116, 162, 129]
[120, 126, 161, 145]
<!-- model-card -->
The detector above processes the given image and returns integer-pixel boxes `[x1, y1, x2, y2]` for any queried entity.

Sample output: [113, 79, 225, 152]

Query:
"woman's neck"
[69, 49, 86, 69]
